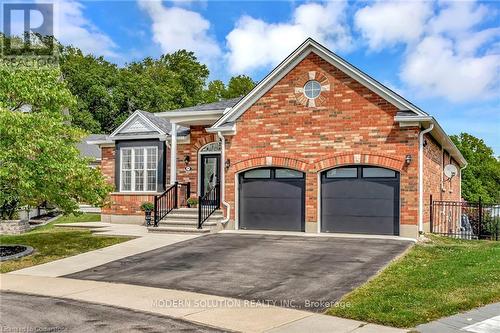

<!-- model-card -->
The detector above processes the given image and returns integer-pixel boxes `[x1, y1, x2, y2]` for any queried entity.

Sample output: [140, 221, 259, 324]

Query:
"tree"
[204, 80, 226, 103]
[203, 75, 256, 103]
[224, 75, 256, 98]
[0, 62, 112, 219]
[451, 133, 500, 203]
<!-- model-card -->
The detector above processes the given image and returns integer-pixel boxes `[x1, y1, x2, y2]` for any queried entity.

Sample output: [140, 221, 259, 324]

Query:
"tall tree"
[60, 46, 120, 133]
[224, 75, 256, 98]
[0, 61, 112, 219]
[451, 133, 500, 203]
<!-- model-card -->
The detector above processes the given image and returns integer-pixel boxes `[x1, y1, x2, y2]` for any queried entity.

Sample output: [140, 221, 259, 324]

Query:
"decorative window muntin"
[120, 146, 158, 192]
[200, 141, 222, 153]
[304, 80, 321, 99]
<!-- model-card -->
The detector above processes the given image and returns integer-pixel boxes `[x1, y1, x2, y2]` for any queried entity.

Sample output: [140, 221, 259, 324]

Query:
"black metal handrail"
[153, 183, 177, 227]
[153, 181, 191, 227]
[198, 182, 220, 229]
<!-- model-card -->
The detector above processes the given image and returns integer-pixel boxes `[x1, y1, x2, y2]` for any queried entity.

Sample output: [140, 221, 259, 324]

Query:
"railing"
[153, 181, 190, 227]
[430, 196, 500, 240]
[198, 182, 220, 229]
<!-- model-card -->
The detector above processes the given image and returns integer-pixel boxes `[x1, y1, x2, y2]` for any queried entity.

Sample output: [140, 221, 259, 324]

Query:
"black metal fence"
[430, 197, 500, 240]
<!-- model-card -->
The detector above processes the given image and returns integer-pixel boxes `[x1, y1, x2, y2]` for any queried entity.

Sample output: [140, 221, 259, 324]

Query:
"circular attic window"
[303, 80, 321, 99]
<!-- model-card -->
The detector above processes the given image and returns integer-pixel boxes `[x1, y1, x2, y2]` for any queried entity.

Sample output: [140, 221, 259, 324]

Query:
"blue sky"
[3, 0, 500, 154]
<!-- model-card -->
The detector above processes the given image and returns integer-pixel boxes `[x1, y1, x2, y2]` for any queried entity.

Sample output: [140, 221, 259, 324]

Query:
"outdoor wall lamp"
[225, 159, 231, 170]
[405, 154, 412, 164]
[184, 155, 190, 165]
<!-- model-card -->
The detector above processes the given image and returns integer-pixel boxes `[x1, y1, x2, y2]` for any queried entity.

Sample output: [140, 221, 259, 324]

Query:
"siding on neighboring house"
[223, 52, 421, 237]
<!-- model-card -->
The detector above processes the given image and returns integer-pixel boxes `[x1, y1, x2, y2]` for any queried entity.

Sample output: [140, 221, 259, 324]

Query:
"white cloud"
[428, 1, 488, 35]
[225, 1, 352, 73]
[354, 0, 500, 102]
[354, 1, 432, 50]
[53, 0, 118, 57]
[401, 36, 499, 101]
[6, 0, 118, 57]
[138, 0, 220, 64]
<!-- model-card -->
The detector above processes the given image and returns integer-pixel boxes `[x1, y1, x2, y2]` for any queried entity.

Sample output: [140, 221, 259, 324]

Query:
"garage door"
[239, 168, 305, 231]
[321, 166, 400, 235]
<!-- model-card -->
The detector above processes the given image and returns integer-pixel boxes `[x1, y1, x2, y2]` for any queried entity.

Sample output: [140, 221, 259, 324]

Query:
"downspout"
[217, 131, 230, 225]
[418, 123, 434, 234]
[459, 164, 467, 201]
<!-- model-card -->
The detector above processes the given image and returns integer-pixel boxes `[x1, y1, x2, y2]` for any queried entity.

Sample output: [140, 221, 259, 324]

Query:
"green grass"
[327, 235, 500, 328]
[0, 213, 130, 273]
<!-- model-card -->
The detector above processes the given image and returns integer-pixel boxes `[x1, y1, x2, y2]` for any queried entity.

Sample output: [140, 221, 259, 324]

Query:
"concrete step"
[171, 208, 223, 217]
[147, 226, 210, 234]
[158, 219, 218, 227]
[165, 213, 223, 220]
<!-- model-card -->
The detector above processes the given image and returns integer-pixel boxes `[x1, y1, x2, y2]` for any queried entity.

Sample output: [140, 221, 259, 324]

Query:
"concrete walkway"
[1, 274, 407, 333]
[416, 303, 500, 333]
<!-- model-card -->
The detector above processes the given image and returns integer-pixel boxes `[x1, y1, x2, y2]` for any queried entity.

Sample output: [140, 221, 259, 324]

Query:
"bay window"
[120, 147, 157, 192]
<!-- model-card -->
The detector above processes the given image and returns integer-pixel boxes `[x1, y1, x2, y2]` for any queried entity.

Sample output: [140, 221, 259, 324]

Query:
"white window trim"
[119, 146, 158, 193]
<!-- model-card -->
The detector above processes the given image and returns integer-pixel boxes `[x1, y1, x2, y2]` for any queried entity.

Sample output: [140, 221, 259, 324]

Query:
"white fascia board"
[205, 125, 236, 135]
[86, 139, 112, 145]
[155, 110, 224, 118]
[110, 134, 168, 141]
[211, 38, 427, 129]
[166, 135, 190, 144]
[396, 116, 467, 167]
[110, 111, 166, 138]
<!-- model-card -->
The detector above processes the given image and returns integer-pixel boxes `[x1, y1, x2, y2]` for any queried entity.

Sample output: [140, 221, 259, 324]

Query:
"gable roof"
[109, 110, 189, 139]
[156, 97, 242, 115]
[211, 38, 428, 129]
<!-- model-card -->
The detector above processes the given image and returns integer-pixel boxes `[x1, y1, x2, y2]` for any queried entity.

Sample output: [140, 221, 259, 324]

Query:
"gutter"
[418, 123, 434, 234]
[217, 131, 230, 225]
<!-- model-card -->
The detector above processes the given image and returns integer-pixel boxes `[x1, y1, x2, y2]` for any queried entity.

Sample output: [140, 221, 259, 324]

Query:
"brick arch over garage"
[312, 153, 406, 173]
[231, 156, 308, 174]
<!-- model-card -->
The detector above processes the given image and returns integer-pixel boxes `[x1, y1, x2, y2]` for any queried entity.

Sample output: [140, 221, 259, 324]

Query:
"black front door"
[200, 154, 220, 199]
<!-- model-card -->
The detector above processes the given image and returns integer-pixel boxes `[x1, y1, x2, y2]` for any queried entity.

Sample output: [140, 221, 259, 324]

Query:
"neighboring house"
[89, 38, 466, 239]
[77, 134, 104, 168]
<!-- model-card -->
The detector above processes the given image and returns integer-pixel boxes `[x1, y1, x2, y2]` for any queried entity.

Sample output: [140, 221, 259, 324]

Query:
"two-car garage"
[238, 166, 400, 236]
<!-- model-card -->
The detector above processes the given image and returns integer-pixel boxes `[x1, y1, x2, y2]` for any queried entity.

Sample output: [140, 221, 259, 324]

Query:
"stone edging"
[0, 245, 34, 262]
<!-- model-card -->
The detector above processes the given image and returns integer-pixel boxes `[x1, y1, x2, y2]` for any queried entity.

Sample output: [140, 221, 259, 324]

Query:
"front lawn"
[327, 235, 500, 328]
[0, 214, 130, 273]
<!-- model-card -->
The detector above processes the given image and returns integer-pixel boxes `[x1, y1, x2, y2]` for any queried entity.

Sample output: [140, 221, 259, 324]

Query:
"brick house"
[89, 39, 466, 239]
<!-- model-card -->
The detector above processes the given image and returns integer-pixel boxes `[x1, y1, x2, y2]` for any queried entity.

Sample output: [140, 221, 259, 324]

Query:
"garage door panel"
[321, 215, 396, 235]
[241, 180, 303, 198]
[321, 166, 400, 235]
[239, 168, 305, 232]
[240, 197, 303, 216]
[323, 180, 397, 199]
[322, 198, 395, 217]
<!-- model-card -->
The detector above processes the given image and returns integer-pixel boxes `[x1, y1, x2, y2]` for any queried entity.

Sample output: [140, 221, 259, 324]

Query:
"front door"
[200, 154, 220, 199]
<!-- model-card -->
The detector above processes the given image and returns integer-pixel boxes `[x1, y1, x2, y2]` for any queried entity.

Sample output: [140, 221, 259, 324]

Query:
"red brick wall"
[101, 147, 115, 188]
[224, 52, 420, 229]
[422, 134, 461, 230]
[176, 126, 217, 196]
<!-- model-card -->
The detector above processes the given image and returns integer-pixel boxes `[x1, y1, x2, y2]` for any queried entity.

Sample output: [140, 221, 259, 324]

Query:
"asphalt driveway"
[0, 292, 227, 333]
[67, 233, 411, 312]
